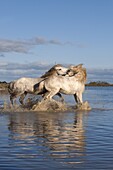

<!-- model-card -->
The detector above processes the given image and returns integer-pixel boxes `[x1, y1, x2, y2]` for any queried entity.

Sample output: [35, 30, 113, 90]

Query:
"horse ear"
[76, 64, 83, 68]
[69, 64, 83, 69]
[54, 64, 62, 67]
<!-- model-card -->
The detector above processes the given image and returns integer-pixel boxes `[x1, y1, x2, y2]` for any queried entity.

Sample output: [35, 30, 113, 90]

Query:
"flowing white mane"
[68, 64, 87, 83]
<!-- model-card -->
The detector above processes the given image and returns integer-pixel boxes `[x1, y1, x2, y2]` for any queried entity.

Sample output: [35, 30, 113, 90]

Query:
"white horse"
[34, 64, 87, 105]
[8, 64, 68, 105]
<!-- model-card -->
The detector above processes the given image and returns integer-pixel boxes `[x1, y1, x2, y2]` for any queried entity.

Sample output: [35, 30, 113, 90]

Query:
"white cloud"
[1, 62, 113, 83]
[0, 37, 86, 55]
[0, 62, 52, 82]
[0, 37, 68, 54]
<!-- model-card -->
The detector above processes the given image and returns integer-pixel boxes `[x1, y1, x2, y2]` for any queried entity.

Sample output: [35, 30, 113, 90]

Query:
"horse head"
[41, 64, 68, 78]
[67, 64, 87, 83]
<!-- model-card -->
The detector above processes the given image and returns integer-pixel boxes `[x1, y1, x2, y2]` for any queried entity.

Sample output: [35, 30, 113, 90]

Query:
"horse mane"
[41, 64, 62, 78]
[69, 64, 87, 83]
[80, 67, 87, 83]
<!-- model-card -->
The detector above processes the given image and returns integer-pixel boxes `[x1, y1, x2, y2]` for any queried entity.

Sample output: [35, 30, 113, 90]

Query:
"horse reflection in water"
[8, 111, 87, 163]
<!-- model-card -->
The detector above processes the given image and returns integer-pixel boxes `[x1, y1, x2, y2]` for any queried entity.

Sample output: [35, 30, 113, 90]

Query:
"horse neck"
[36, 77, 43, 81]
[74, 70, 87, 83]
[41, 70, 57, 78]
[47, 72, 58, 78]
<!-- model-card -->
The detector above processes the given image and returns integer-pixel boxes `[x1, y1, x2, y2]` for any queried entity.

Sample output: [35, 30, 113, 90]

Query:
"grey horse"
[34, 64, 87, 105]
[8, 64, 68, 105]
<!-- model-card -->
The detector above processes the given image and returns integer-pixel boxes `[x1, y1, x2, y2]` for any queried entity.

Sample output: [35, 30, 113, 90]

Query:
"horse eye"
[59, 69, 61, 70]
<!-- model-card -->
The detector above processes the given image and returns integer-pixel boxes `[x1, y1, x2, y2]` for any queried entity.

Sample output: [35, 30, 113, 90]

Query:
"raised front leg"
[43, 89, 59, 101]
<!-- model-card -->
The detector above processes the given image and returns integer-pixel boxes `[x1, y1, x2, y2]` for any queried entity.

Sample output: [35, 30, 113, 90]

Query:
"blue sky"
[0, 0, 113, 82]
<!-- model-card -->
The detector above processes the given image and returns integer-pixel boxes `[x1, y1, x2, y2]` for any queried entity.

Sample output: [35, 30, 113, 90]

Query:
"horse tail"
[8, 81, 15, 94]
[34, 78, 46, 93]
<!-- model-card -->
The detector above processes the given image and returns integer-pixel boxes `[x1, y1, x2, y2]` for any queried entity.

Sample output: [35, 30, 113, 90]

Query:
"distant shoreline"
[0, 81, 9, 91]
[0, 81, 113, 91]
[86, 81, 113, 87]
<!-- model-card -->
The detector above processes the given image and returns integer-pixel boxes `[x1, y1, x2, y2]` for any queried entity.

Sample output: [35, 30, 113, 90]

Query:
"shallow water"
[0, 87, 113, 170]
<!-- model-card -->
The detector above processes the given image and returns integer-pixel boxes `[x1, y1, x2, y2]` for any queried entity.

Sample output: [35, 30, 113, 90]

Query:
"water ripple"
[0, 87, 113, 169]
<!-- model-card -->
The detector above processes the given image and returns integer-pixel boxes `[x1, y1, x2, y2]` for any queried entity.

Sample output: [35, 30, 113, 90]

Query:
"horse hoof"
[76, 101, 91, 110]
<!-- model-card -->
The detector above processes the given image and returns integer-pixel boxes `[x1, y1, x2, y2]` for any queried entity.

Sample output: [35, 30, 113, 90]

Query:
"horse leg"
[19, 91, 27, 105]
[42, 91, 50, 100]
[74, 92, 83, 104]
[78, 92, 83, 104]
[43, 89, 59, 100]
[10, 95, 14, 105]
[10, 93, 17, 105]
[74, 93, 78, 104]
[56, 93, 64, 102]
